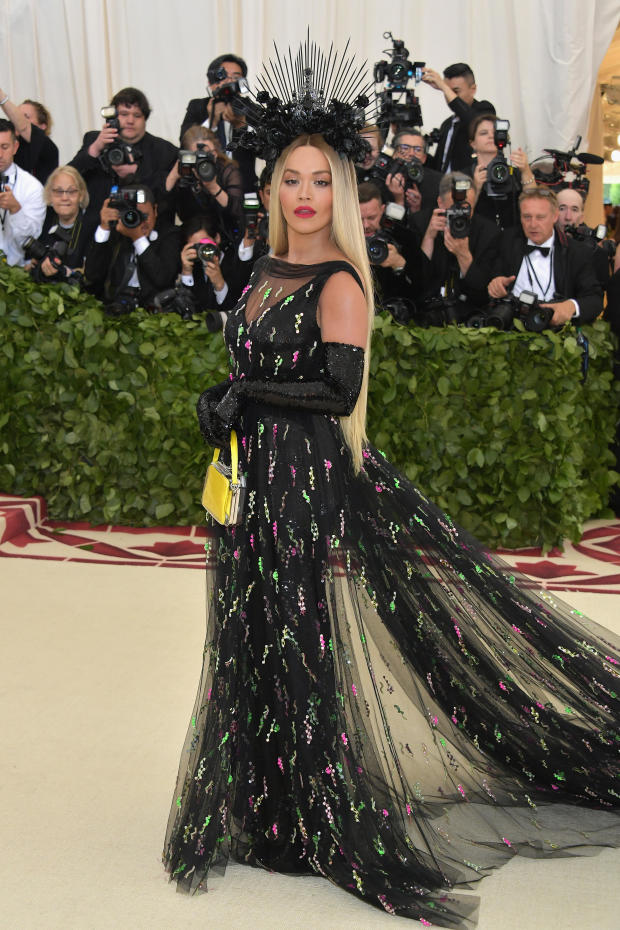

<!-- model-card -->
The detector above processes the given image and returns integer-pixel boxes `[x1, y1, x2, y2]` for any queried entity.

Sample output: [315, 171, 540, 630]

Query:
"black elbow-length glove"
[213, 342, 365, 433]
[196, 379, 234, 447]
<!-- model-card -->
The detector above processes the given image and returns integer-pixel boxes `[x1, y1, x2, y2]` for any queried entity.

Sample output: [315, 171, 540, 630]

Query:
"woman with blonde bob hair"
[165, 50, 620, 929]
[29, 165, 94, 282]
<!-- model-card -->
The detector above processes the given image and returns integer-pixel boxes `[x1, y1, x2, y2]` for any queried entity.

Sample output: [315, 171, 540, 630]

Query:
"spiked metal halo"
[233, 33, 374, 167]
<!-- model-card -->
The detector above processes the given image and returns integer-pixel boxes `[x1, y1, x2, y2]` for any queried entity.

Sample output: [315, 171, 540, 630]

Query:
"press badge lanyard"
[524, 250, 554, 300]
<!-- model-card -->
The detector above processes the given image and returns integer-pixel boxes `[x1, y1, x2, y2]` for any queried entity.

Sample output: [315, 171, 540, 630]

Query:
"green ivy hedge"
[0, 260, 618, 549]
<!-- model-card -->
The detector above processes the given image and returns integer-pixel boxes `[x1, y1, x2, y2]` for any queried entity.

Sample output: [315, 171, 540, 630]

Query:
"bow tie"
[526, 244, 551, 257]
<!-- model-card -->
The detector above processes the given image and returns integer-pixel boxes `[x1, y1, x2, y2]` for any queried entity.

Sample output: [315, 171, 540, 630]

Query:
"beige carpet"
[2, 558, 619, 930]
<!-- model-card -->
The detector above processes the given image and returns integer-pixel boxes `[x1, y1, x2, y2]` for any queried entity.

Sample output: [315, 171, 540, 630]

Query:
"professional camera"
[484, 290, 554, 332]
[243, 193, 269, 241]
[149, 284, 196, 321]
[485, 119, 512, 198]
[413, 295, 470, 327]
[178, 145, 217, 185]
[373, 31, 424, 134]
[565, 222, 617, 260]
[98, 106, 141, 172]
[23, 234, 69, 267]
[383, 297, 416, 324]
[366, 202, 406, 265]
[531, 135, 604, 195]
[0, 174, 9, 191]
[444, 178, 472, 238]
[194, 237, 219, 266]
[108, 187, 148, 229]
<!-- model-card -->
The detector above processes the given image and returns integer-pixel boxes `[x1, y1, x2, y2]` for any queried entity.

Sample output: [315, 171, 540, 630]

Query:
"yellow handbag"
[201, 430, 247, 525]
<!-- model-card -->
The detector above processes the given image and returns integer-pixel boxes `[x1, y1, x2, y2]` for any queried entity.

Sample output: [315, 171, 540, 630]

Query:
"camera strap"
[524, 250, 554, 300]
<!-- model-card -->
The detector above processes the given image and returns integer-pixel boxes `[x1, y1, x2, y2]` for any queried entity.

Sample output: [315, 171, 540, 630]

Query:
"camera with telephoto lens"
[108, 187, 148, 229]
[149, 284, 196, 321]
[565, 222, 617, 260]
[178, 144, 217, 185]
[485, 119, 512, 199]
[444, 178, 472, 238]
[23, 233, 71, 283]
[98, 106, 141, 172]
[366, 202, 406, 265]
[373, 31, 425, 134]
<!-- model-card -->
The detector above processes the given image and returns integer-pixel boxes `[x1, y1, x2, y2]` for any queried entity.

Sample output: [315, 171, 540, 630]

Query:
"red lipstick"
[294, 207, 316, 217]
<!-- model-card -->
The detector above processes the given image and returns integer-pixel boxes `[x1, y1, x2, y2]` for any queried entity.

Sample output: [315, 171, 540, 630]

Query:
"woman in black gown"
[163, 119, 620, 930]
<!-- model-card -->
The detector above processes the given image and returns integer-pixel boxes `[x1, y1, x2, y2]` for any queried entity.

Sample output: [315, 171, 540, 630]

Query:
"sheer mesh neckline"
[244, 256, 362, 324]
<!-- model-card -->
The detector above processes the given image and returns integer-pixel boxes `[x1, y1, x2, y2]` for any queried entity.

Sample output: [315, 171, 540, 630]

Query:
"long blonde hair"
[269, 134, 374, 473]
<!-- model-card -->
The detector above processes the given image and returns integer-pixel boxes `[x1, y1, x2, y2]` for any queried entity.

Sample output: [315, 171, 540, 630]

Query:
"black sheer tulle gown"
[163, 256, 620, 928]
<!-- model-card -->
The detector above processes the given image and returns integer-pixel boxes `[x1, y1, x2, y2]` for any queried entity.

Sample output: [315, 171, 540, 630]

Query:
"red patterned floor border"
[1, 493, 620, 593]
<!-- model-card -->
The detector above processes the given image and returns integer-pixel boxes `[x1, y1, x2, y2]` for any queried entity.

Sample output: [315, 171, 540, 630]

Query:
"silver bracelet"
[0, 94, 9, 106]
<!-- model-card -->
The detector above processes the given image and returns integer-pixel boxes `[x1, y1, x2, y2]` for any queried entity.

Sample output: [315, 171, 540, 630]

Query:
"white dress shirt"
[513, 234, 579, 317]
[0, 163, 46, 266]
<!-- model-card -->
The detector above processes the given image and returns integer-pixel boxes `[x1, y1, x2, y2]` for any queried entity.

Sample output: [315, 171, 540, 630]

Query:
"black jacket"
[179, 98, 257, 194]
[14, 124, 59, 185]
[84, 223, 182, 305]
[428, 97, 495, 173]
[170, 160, 244, 240]
[411, 210, 502, 307]
[188, 247, 247, 314]
[494, 228, 604, 324]
[69, 130, 177, 226]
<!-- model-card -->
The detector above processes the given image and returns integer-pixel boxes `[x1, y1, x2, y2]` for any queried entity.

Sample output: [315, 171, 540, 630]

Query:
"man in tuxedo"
[422, 63, 495, 172]
[488, 187, 603, 325]
[386, 128, 443, 218]
[84, 184, 181, 313]
[179, 53, 256, 194]
[413, 172, 501, 310]
[70, 87, 177, 226]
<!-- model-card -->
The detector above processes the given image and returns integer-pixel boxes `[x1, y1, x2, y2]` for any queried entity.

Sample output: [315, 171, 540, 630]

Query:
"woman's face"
[279, 144, 333, 238]
[472, 120, 497, 157]
[20, 102, 46, 131]
[557, 188, 585, 230]
[49, 172, 81, 223]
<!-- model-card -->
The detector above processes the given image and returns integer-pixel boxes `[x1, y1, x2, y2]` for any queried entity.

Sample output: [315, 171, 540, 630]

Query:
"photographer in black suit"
[422, 63, 495, 172]
[413, 172, 501, 311]
[358, 182, 423, 321]
[488, 187, 603, 325]
[386, 128, 443, 219]
[70, 87, 177, 226]
[178, 214, 245, 317]
[84, 184, 181, 314]
[179, 54, 256, 194]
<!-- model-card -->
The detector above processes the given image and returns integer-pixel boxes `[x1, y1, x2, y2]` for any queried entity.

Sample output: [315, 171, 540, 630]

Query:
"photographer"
[422, 63, 495, 172]
[556, 186, 613, 292]
[386, 128, 442, 217]
[84, 184, 181, 314]
[0, 118, 46, 265]
[466, 114, 535, 230]
[0, 89, 58, 184]
[414, 172, 501, 312]
[358, 181, 423, 320]
[178, 215, 244, 321]
[488, 187, 603, 325]
[165, 125, 243, 239]
[237, 167, 271, 275]
[179, 53, 256, 194]
[355, 124, 384, 181]
[69, 87, 177, 225]
[27, 165, 95, 283]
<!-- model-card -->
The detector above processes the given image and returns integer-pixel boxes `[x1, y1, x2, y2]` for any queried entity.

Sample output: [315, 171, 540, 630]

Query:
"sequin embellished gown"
[163, 256, 620, 928]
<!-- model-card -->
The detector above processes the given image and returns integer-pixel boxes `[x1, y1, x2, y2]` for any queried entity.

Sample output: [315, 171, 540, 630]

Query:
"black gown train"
[163, 256, 620, 928]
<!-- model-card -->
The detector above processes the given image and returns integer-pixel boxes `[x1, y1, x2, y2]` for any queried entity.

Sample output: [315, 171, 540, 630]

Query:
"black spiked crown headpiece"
[233, 33, 374, 167]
